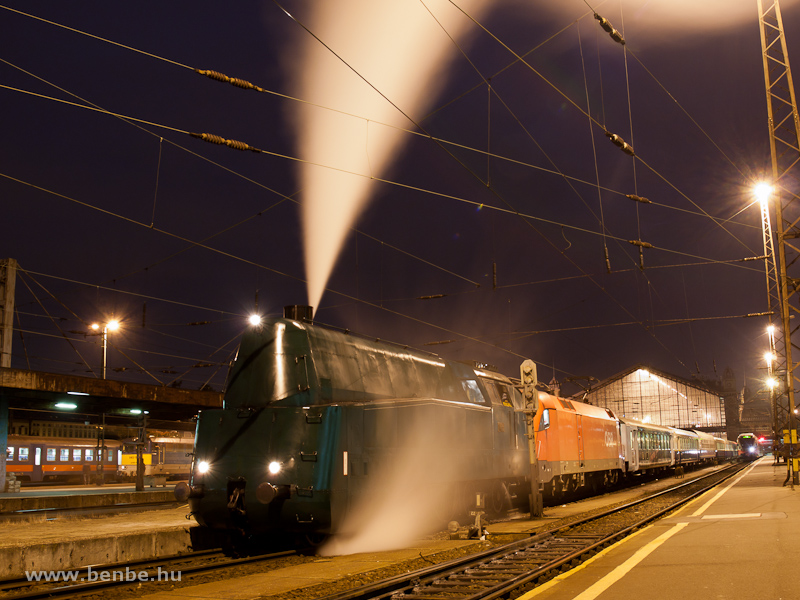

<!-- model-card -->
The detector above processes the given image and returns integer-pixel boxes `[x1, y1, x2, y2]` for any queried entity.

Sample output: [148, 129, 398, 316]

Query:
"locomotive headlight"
[197, 460, 210, 474]
[268, 461, 282, 475]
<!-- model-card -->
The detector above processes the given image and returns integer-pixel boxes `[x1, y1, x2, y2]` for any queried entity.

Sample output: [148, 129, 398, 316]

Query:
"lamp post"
[90, 319, 119, 379]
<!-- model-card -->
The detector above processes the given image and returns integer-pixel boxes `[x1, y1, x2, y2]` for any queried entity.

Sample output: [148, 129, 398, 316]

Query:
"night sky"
[3, 0, 798, 396]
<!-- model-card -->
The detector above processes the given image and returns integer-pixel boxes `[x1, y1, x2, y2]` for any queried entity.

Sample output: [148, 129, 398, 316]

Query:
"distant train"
[5, 434, 194, 483]
[5, 435, 121, 483]
[737, 432, 761, 460]
[175, 306, 738, 541]
[118, 437, 193, 480]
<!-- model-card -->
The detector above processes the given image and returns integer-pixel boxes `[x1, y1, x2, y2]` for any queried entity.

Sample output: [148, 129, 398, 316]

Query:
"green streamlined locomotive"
[176, 306, 532, 539]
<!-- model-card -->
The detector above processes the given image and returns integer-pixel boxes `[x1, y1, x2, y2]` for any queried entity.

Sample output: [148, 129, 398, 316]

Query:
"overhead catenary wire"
[0, 37, 761, 261]
[0, 3, 768, 380]
[0, 58, 482, 290]
[0, 133, 760, 278]
[0, 58, 763, 378]
[0, 6, 763, 243]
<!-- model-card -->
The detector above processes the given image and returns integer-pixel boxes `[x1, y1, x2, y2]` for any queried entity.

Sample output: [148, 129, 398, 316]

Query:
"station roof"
[1, 367, 222, 425]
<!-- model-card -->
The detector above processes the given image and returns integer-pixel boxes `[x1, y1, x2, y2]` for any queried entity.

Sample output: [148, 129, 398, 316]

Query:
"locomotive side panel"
[534, 395, 622, 494]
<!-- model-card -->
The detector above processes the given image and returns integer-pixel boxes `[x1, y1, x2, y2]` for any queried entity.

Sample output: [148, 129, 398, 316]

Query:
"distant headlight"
[197, 460, 210, 473]
[749, 447, 757, 454]
[268, 461, 281, 475]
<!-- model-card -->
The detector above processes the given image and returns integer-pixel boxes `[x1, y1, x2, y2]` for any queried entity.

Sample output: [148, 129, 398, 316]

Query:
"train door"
[32, 445, 43, 482]
[629, 429, 639, 472]
[482, 379, 514, 456]
[576, 415, 585, 468]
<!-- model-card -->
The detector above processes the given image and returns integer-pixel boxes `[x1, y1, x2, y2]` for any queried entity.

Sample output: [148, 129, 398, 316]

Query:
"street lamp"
[90, 319, 120, 379]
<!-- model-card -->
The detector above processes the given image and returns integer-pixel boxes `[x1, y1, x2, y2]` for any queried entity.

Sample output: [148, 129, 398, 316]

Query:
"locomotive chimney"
[284, 305, 314, 322]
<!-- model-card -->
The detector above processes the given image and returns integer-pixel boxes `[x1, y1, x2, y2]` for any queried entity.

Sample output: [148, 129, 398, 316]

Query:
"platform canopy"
[576, 365, 726, 432]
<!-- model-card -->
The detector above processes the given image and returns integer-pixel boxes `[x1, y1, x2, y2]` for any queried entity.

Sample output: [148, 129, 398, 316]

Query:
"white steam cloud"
[319, 408, 471, 556]
[289, 0, 491, 311]
[288, 0, 799, 311]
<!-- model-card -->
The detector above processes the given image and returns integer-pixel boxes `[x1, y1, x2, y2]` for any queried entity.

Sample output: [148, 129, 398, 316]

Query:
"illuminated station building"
[576, 365, 744, 441]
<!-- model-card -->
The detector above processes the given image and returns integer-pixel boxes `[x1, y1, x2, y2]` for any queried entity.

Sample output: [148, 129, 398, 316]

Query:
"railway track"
[313, 463, 748, 600]
[0, 547, 298, 600]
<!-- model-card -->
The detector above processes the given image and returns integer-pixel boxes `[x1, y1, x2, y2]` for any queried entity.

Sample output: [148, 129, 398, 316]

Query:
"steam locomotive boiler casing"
[179, 306, 532, 537]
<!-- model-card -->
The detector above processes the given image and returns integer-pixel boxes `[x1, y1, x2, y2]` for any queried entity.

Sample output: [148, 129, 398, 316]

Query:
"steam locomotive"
[175, 306, 735, 540]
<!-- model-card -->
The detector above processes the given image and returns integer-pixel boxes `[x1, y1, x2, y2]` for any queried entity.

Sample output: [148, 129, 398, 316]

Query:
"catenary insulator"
[594, 14, 626, 45]
[628, 240, 654, 249]
[196, 69, 266, 92]
[626, 194, 651, 203]
[190, 132, 262, 153]
[605, 132, 635, 156]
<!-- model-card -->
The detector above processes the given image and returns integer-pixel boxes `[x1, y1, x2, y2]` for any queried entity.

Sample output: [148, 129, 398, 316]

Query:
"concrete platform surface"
[0, 505, 193, 577]
[516, 457, 792, 600]
[0, 483, 177, 512]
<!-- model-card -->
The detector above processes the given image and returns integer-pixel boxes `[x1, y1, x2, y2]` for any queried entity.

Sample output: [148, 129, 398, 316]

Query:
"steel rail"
[0, 548, 297, 600]
[316, 463, 747, 600]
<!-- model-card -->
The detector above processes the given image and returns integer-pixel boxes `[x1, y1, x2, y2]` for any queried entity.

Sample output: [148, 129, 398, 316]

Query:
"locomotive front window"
[462, 379, 486, 404]
[538, 408, 551, 431]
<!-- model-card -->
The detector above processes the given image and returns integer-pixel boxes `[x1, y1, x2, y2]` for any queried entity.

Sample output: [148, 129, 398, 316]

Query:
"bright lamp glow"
[767, 377, 777, 389]
[55, 402, 77, 410]
[755, 182, 773, 204]
[765, 352, 776, 363]
[107, 320, 120, 332]
[268, 461, 281, 475]
[248, 314, 262, 326]
[197, 461, 210, 474]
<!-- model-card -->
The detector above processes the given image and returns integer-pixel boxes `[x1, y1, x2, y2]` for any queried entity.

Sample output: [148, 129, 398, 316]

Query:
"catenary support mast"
[757, 0, 800, 484]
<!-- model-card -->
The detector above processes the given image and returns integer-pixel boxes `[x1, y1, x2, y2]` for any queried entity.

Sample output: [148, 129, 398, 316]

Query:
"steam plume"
[289, 0, 491, 311]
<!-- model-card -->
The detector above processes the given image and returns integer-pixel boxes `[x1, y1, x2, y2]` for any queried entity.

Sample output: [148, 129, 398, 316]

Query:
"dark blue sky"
[2, 1, 796, 394]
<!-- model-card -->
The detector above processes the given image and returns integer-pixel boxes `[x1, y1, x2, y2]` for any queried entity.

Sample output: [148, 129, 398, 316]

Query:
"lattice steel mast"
[757, 0, 800, 484]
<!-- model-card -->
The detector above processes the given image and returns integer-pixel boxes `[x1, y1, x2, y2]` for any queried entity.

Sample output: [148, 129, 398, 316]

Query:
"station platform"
[518, 456, 793, 600]
[0, 483, 191, 577]
[0, 482, 176, 513]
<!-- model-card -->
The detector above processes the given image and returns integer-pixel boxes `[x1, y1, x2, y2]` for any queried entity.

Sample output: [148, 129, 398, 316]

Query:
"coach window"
[59, 448, 69, 461]
[73, 449, 82, 461]
[6, 447, 12, 460]
[107, 449, 114, 462]
[18, 447, 29, 461]
[86, 449, 94, 461]
[46, 448, 56, 461]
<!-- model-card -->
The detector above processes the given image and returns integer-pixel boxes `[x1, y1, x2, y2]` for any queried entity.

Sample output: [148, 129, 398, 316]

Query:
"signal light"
[520, 359, 538, 416]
